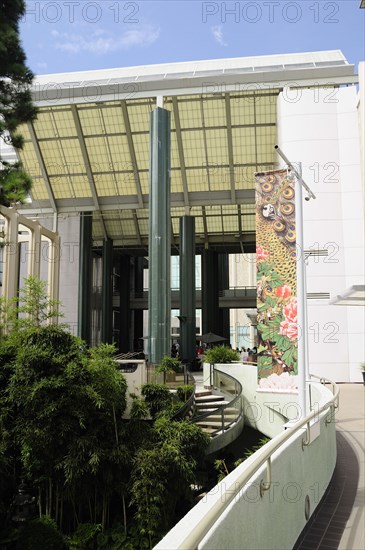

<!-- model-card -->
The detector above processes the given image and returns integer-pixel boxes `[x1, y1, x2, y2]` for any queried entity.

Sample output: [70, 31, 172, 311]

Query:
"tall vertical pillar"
[101, 238, 113, 343]
[4, 210, 19, 300]
[218, 253, 230, 343]
[119, 255, 131, 353]
[48, 233, 60, 323]
[28, 222, 41, 279]
[78, 212, 92, 344]
[134, 256, 144, 350]
[201, 249, 219, 335]
[179, 216, 196, 362]
[148, 107, 171, 364]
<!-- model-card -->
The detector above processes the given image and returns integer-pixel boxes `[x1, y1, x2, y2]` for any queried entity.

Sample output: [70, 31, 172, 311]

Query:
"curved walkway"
[294, 384, 365, 550]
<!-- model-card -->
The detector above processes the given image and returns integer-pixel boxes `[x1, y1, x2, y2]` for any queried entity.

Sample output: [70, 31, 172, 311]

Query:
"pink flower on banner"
[275, 285, 291, 299]
[279, 297, 298, 341]
[256, 246, 269, 261]
[279, 320, 298, 341]
[283, 297, 297, 324]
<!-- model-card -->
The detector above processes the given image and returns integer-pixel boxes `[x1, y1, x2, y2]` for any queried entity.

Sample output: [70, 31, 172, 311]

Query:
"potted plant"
[156, 355, 183, 383]
[203, 345, 240, 365]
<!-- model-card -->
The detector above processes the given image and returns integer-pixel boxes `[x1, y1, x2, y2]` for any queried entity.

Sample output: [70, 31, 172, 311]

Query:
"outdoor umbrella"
[200, 332, 227, 344]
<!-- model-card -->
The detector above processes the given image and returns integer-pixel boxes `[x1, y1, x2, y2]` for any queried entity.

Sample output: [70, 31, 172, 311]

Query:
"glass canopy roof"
[17, 51, 356, 252]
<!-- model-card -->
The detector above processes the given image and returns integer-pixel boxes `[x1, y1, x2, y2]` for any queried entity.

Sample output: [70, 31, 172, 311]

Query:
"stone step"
[201, 412, 237, 420]
[200, 426, 219, 434]
[195, 420, 227, 428]
[195, 400, 230, 409]
[195, 390, 213, 398]
[195, 394, 225, 402]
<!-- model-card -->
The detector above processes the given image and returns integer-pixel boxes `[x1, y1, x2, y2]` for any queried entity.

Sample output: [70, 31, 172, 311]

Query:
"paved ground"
[294, 383, 365, 550]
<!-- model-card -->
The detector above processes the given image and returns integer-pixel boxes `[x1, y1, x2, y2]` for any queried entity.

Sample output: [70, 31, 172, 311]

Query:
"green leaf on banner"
[282, 347, 295, 366]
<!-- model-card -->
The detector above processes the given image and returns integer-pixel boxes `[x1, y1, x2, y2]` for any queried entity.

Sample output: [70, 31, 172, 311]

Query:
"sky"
[19, 0, 365, 76]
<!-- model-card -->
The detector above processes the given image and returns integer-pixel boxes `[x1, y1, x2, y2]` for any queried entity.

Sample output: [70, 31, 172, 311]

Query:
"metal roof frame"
[17, 51, 358, 252]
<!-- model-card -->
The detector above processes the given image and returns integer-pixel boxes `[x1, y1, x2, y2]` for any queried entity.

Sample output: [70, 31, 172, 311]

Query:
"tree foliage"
[0, 276, 210, 545]
[0, 325, 129, 531]
[131, 417, 210, 541]
[0, 0, 38, 205]
[0, 276, 62, 338]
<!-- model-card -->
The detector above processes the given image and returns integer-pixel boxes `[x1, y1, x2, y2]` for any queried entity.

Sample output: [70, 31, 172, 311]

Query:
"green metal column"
[133, 256, 144, 351]
[78, 212, 92, 344]
[119, 255, 131, 353]
[101, 238, 113, 343]
[202, 249, 219, 335]
[179, 216, 196, 363]
[148, 107, 171, 364]
[218, 253, 230, 343]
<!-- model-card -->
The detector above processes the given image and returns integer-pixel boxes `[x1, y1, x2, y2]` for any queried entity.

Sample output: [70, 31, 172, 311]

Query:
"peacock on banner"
[255, 169, 298, 391]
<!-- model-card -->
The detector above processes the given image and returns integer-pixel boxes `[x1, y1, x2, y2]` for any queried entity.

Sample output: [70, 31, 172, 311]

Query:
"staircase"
[193, 389, 238, 436]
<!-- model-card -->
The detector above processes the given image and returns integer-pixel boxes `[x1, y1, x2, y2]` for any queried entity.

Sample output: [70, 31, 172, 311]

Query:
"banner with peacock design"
[255, 169, 298, 391]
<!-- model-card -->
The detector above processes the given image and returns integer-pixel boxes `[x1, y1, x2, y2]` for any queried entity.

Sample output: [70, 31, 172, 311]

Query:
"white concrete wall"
[38, 214, 80, 334]
[156, 374, 336, 550]
[203, 363, 301, 438]
[277, 84, 364, 382]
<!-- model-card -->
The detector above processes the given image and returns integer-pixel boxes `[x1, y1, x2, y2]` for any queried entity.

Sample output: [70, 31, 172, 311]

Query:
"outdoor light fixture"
[275, 145, 316, 200]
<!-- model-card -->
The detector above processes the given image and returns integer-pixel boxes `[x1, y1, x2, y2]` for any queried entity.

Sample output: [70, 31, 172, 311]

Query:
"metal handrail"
[115, 351, 145, 360]
[191, 368, 243, 436]
[171, 371, 196, 420]
[167, 374, 339, 550]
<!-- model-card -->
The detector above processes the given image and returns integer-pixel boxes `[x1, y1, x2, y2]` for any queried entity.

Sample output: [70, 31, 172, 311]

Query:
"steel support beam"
[172, 97, 190, 208]
[27, 121, 57, 212]
[225, 94, 236, 203]
[71, 104, 107, 238]
[120, 100, 144, 208]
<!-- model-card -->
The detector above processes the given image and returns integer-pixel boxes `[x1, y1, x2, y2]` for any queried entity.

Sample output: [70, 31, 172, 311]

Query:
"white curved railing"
[155, 374, 339, 550]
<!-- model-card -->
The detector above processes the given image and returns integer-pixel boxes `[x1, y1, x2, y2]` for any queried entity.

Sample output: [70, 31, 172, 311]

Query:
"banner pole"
[296, 164, 307, 418]
[275, 146, 316, 417]
[275, 145, 316, 199]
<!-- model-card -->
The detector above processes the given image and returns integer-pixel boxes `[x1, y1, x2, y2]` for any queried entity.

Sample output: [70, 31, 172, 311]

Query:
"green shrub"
[16, 516, 66, 549]
[203, 345, 240, 364]
[141, 383, 173, 417]
[68, 522, 102, 549]
[97, 523, 152, 549]
[156, 355, 183, 374]
[176, 385, 194, 402]
[130, 395, 150, 419]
